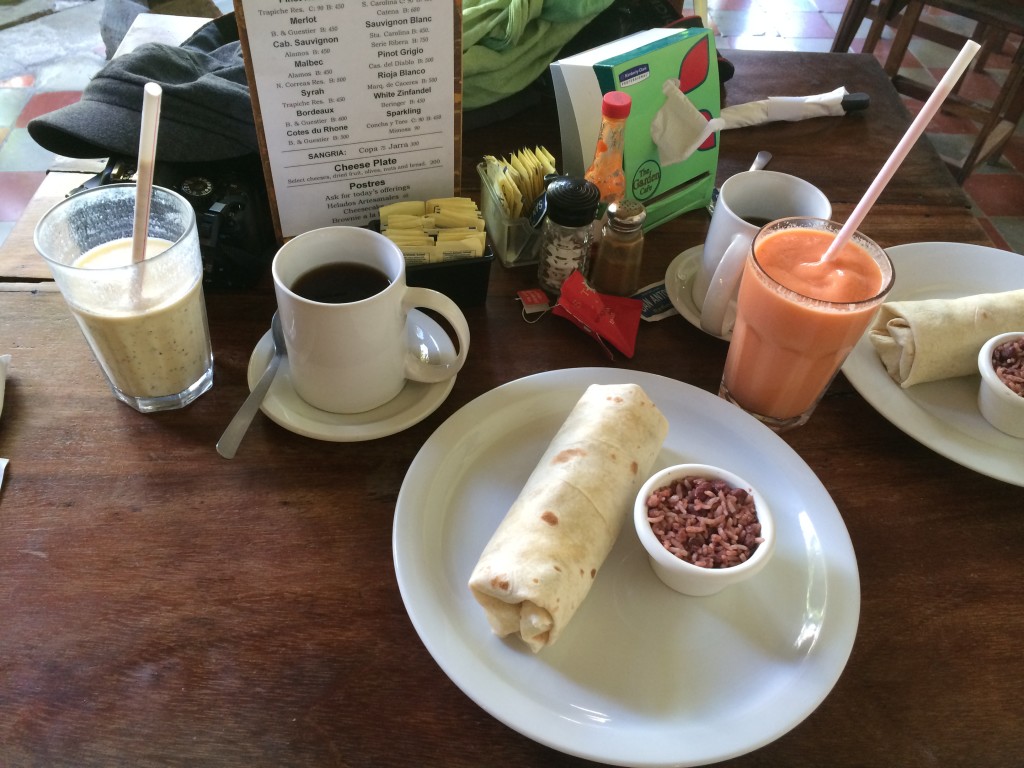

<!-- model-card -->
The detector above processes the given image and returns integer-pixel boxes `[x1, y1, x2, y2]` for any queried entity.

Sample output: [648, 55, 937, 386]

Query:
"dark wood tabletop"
[1, 51, 1021, 768]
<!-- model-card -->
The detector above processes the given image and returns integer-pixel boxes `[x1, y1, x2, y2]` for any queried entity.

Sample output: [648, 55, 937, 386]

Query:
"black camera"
[71, 154, 277, 291]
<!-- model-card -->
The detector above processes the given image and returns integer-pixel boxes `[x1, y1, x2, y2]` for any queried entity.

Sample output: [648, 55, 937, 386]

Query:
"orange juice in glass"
[719, 217, 894, 432]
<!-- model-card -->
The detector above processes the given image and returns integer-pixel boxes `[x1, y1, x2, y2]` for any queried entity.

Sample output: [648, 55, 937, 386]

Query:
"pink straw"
[819, 40, 980, 263]
[132, 82, 162, 264]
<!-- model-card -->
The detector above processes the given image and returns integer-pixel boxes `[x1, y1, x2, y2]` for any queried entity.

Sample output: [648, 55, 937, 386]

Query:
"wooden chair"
[834, 0, 1024, 183]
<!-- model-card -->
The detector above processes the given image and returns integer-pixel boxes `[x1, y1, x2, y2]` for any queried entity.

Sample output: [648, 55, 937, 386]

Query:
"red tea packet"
[552, 271, 643, 358]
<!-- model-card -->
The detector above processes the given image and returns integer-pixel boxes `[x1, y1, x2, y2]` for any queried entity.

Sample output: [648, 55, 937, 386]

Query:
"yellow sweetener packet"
[379, 200, 425, 225]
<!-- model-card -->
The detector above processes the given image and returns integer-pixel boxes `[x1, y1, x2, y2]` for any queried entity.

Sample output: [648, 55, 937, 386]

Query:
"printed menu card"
[235, 0, 461, 241]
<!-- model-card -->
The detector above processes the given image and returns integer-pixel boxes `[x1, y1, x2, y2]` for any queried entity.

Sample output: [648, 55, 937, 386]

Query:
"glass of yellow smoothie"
[34, 184, 213, 413]
[719, 217, 894, 432]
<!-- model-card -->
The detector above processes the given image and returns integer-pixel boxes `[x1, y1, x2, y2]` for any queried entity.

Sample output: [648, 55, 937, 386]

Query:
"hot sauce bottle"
[584, 91, 631, 218]
[585, 91, 631, 266]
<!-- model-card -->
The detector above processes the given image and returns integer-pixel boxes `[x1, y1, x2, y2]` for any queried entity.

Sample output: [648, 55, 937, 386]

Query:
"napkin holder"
[550, 27, 720, 230]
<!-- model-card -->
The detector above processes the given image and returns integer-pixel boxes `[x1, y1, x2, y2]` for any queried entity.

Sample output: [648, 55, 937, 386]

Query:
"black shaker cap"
[544, 177, 601, 227]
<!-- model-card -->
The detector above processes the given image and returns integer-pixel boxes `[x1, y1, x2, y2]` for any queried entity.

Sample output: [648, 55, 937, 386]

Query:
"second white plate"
[843, 242, 1024, 486]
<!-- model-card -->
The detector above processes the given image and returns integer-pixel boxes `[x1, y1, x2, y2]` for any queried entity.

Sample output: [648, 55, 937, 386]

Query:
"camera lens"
[180, 176, 216, 208]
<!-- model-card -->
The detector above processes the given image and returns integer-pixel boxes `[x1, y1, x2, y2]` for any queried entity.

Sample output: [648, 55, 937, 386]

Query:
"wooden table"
[1, 52, 1020, 768]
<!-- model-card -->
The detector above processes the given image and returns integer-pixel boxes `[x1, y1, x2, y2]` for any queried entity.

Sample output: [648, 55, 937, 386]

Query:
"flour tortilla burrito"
[468, 383, 669, 653]
[869, 289, 1024, 388]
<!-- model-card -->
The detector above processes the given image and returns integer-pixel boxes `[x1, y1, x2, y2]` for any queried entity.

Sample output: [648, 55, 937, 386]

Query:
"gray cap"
[28, 15, 257, 162]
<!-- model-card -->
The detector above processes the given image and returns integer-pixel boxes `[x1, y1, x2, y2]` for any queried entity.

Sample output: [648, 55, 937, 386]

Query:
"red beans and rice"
[992, 335, 1024, 397]
[646, 475, 763, 568]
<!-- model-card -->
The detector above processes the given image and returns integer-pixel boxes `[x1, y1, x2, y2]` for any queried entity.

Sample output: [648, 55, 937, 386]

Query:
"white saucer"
[247, 309, 457, 442]
[664, 244, 733, 341]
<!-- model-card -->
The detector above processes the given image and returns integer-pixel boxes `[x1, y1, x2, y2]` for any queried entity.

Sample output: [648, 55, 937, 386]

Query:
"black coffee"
[291, 262, 391, 303]
[741, 215, 773, 228]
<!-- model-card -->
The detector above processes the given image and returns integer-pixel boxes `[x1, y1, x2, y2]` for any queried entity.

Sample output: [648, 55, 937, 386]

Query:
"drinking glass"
[35, 184, 213, 413]
[719, 217, 894, 431]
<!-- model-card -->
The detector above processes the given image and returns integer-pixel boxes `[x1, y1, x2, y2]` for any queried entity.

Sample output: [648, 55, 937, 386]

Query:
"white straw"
[132, 82, 162, 264]
[819, 40, 980, 262]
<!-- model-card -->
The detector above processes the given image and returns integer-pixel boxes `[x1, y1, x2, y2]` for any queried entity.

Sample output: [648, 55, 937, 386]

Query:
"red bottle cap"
[601, 91, 631, 119]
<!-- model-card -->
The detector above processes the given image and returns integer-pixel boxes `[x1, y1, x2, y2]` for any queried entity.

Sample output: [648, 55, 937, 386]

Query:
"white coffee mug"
[272, 226, 470, 414]
[693, 170, 831, 337]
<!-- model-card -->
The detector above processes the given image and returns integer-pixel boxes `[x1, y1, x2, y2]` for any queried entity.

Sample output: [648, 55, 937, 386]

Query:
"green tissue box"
[550, 27, 720, 230]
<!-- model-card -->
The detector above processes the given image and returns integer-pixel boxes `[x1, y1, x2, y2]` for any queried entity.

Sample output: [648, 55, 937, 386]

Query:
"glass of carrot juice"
[719, 217, 894, 432]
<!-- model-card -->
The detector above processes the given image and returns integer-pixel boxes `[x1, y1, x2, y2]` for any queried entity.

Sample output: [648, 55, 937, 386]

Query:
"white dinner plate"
[247, 309, 456, 442]
[842, 242, 1024, 487]
[393, 367, 859, 767]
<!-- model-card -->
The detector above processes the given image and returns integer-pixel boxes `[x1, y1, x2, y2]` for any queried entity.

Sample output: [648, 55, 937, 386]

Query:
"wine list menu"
[235, 0, 459, 240]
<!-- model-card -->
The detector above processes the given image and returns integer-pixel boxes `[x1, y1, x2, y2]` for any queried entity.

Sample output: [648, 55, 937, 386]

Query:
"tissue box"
[550, 27, 720, 230]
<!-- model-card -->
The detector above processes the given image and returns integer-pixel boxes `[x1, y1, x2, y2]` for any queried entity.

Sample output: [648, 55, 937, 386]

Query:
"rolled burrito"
[869, 289, 1024, 388]
[469, 383, 668, 653]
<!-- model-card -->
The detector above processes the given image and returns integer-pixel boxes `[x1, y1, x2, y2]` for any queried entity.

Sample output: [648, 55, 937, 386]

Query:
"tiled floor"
[0, 0, 1022, 252]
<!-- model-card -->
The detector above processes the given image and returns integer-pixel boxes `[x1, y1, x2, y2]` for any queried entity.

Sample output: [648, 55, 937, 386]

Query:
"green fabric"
[462, 0, 615, 110]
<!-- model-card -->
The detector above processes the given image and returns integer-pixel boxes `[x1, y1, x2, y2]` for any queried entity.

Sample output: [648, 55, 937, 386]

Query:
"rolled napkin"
[719, 86, 848, 129]
[869, 289, 1024, 387]
[469, 383, 668, 652]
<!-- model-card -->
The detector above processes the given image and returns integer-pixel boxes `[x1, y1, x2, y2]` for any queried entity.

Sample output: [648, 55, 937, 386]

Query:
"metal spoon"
[707, 150, 773, 215]
[747, 150, 773, 173]
[216, 312, 285, 459]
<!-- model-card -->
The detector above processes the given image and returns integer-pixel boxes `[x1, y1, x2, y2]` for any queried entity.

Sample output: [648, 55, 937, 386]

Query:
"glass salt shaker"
[536, 177, 601, 296]
[589, 200, 647, 296]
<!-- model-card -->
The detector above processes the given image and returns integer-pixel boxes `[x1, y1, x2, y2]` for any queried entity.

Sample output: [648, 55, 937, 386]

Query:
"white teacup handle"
[700, 233, 750, 337]
[401, 287, 470, 383]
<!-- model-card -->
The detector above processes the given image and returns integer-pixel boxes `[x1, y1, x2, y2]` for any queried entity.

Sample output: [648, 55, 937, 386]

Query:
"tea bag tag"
[517, 289, 550, 323]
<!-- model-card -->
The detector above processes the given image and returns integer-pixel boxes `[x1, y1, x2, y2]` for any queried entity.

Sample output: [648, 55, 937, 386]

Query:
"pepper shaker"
[589, 200, 647, 296]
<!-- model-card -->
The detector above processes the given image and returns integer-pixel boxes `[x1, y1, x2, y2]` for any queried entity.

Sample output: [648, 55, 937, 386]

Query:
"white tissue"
[650, 78, 725, 167]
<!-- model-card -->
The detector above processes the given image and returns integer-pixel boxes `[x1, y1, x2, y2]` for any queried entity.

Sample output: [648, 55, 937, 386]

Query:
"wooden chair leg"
[883, 0, 923, 76]
[832, 0, 874, 52]
[864, 0, 905, 52]
[957, 45, 1024, 181]
[950, 21, 986, 96]
[974, 26, 1008, 72]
